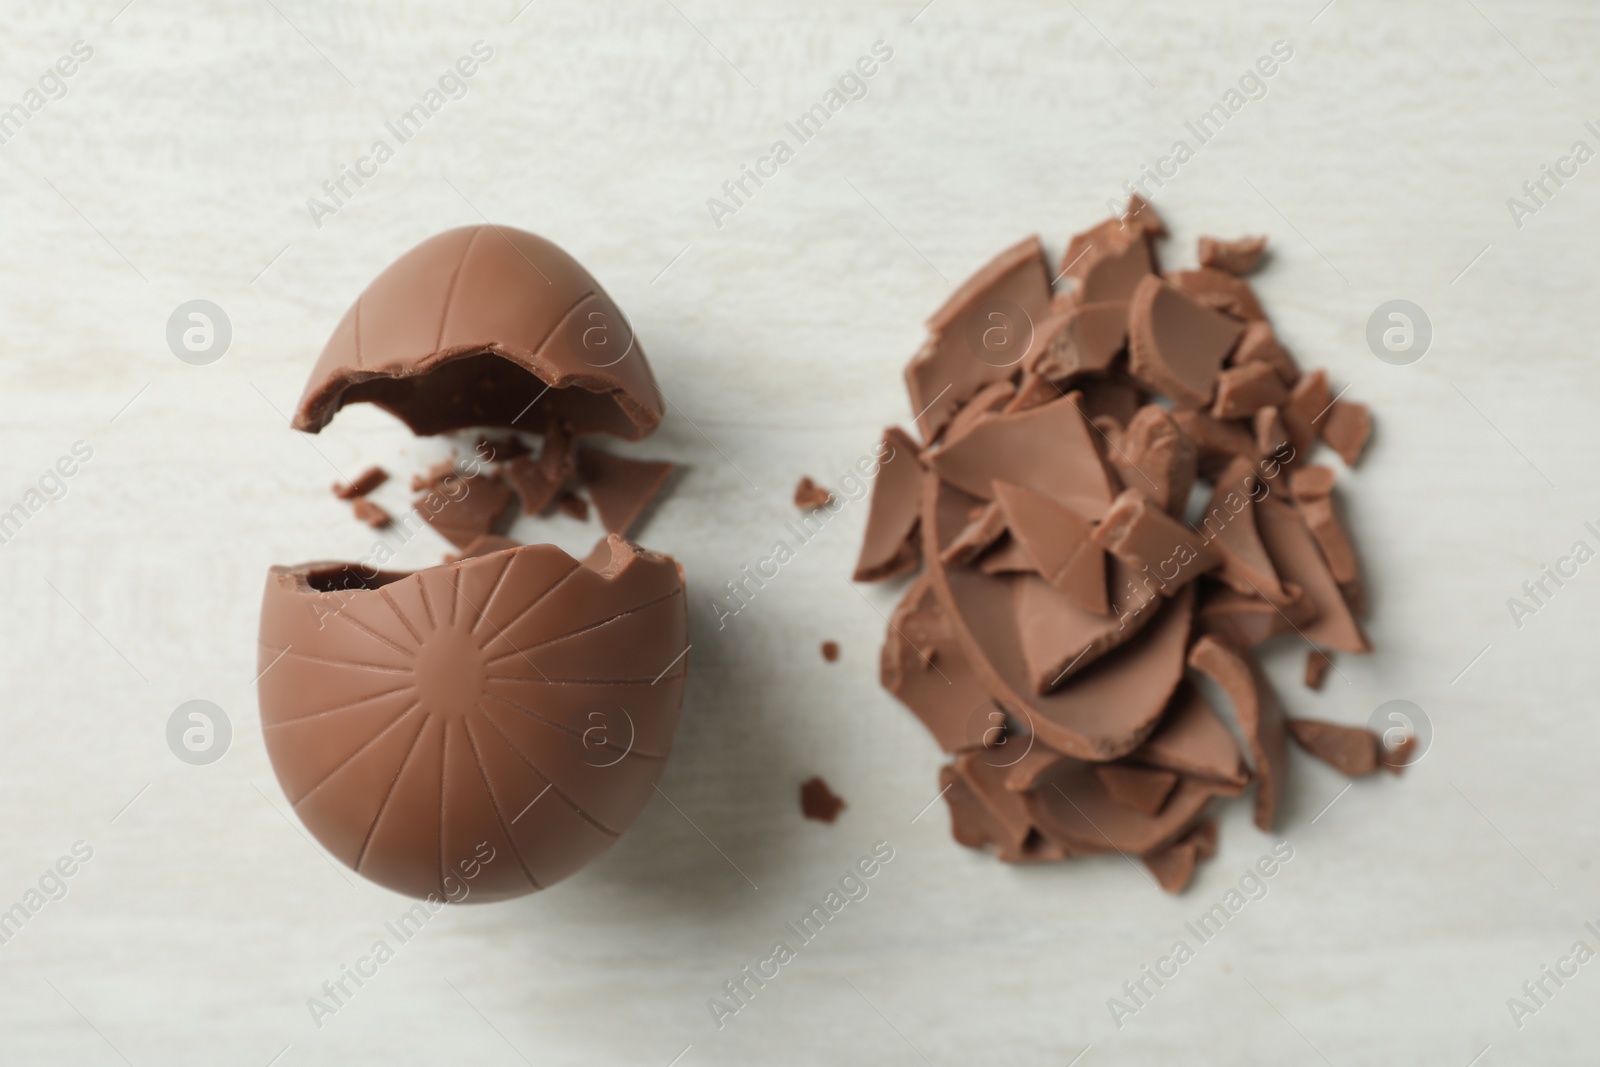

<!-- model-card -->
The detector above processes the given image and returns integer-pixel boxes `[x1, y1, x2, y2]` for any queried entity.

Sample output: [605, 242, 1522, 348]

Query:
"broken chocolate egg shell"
[257, 536, 687, 902]
[294, 225, 665, 439]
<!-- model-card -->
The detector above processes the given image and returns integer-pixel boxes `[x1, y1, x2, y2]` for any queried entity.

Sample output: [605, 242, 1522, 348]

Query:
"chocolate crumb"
[556, 490, 589, 521]
[1305, 649, 1332, 690]
[333, 465, 388, 500]
[351, 497, 391, 529]
[1198, 235, 1267, 275]
[800, 776, 846, 823]
[821, 640, 840, 663]
[794, 476, 834, 510]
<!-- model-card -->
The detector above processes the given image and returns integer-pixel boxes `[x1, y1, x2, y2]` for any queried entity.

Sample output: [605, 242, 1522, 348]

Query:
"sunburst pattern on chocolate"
[258, 540, 687, 903]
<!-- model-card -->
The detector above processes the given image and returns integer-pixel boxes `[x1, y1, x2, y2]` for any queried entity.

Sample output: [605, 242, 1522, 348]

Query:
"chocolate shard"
[1230, 320, 1299, 386]
[1290, 464, 1336, 501]
[445, 534, 522, 563]
[412, 459, 459, 493]
[1165, 268, 1266, 321]
[556, 490, 589, 521]
[992, 481, 1106, 614]
[1282, 368, 1330, 457]
[1322, 399, 1372, 467]
[928, 394, 1118, 516]
[793, 476, 834, 510]
[906, 236, 1052, 441]
[352, 498, 392, 529]
[1026, 758, 1216, 856]
[800, 776, 846, 823]
[941, 763, 1010, 851]
[1111, 405, 1199, 518]
[1383, 735, 1417, 775]
[1196, 584, 1315, 648]
[1123, 193, 1166, 237]
[1143, 817, 1218, 893]
[294, 225, 664, 439]
[257, 536, 687, 901]
[1059, 210, 1149, 289]
[977, 536, 1037, 575]
[821, 640, 840, 663]
[1198, 235, 1267, 275]
[1130, 682, 1249, 790]
[1298, 496, 1359, 584]
[1287, 718, 1381, 777]
[1188, 635, 1288, 832]
[854, 426, 925, 582]
[1170, 409, 1257, 479]
[940, 501, 1009, 567]
[334, 465, 388, 500]
[880, 577, 1005, 753]
[1211, 362, 1288, 420]
[943, 381, 1016, 447]
[1256, 498, 1371, 653]
[1255, 406, 1291, 460]
[1027, 302, 1128, 381]
[418, 473, 514, 549]
[1304, 648, 1332, 690]
[575, 447, 674, 536]
[1089, 489, 1220, 596]
[1003, 372, 1061, 414]
[1128, 275, 1246, 409]
[1096, 763, 1179, 816]
[957, 747, 1064, 855]
[505, 423, 576, 515]
[1196, 458, 1291, 603]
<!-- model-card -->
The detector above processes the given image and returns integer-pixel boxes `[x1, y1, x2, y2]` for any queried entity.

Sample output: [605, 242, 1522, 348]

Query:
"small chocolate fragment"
[474, 436, 531, 463]
[1188, 635, 1287, 832]
[881, 577, 1003, 753]
[793, 476, 834, 510]
[1089, 489, 1220, 596]
[1256, 498, 1370, 653]
[1028, 302, 1128, 381]
[1198, 235, 1267, 275]
[352, 498, 392, 529]
[1165, 268, 1266, 321]
[1143, 817, 1218, 893]
[853, 426, 925, 583]
[800, 777, 846, 823]
[412, 459, 459, 493]
[258, 536, 688, 901]
[1004, 372, 1060, 414]
[1171, 409, 1257, 478]
[1254, 406, 1291, 460]
[1127, 275, 1246, 408]
[1299, 496, 1359, 584]
[1322, 399, 1372, 467]
[1305, 649, 1332, 690]
[445, 534, 522, 563]
[418, 473, 513, 550]
[1211, 362, 1287, 420]
[1096, 763, 1179, 816]
[1231, 321, 1298, 386]
[1282, 369, 1330, 456]
[941, 764, 1012, 852]
[1383, 735, 1417, 774]
[1197, 459, 1291, 603]
[977, 537, 1036, 575]
[821, 640, 840, 663]
[576, 448, 673, 535]
[1111, 406, 1198, 518]
[556, 490, 589, 521]
[1196, 584, 1315, 649]
[940, 501, 1008, 567]
[1287, 718, 1381, 776]
[294, 225, 665, 439]
[1026, 758, 1215, 856]
[1076, 373, 1147, 428]
[1130, 683, 1248, 790]
[334, 465, 388, 500]
[929, 394, 1117, 517]
[957, 748, 1064, 855]
[1290, 464, 1336, 501]
[992, 482, 1106, 614]
[943, 381, 1016, 445]
[505, 424, 576, 516]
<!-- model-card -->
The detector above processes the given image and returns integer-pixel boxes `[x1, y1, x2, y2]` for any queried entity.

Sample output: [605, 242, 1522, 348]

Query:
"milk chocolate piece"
[1143, 817, 1218, 893]
[1188, 635, 1287, 832]
[1299, 496, 1358, 584]
[1304, 649, 1332, 691]
[1195, 584, 1315, 648]
[880, 577, 1002, 753]
[1383, 735, 1417, 774]
[1027, 302, 1128, 381]
[1282, 369, 1330, 456]
[352, 498, 392, 529]
[1170, 409, 1257, 478]
[556, 491, 589, 521]
[1123, 193, 1165, 237]
[905, 236, 1052, 440]
[257, 536, 688, 901]
[1076, 374, 1147, 429]
[821, 640, 840, 663]
[334, 466, 388, 500]
[1090, 489, 1220, 595]
[1197, 459, 1290, 603]
[1130, 682, 1248, 789]
[1322, 399, 1372, 467]
[1231, 321, 1298, 386]
[1027, 759, 1215, 856]
[1254, 406, 1291, 460]
[940, 501, 1008, 567]
[418, 473, 513, 549]
[1198, 235, 1267, 275]
[1081, 227, 1154, 304]
[929, 394, 1117, 516]
[977, 537, 1035, 575]
[412, 459, 459, 493]
[853, 427, 924, 583]
[446, 535, 522, 563]
[1059, 213, 1145, 289]
[474, 435, 531, 462]
[1003, 372, 1060, 414]
[1111, 406, 1198, 518]
[1287, 718, 1380, 777]
[1290, 464, 1336, 501]
[1165, 268, 1266, 321]
[1256, 499, 1371, 653]
[793, 476, 833, 510]
[505, 424, 575, 515]
[943, 381, 1016, 444]
[800, 777, 846, 823]
[576, 448, 673, 535]
[1127, 275, 1246, 408]
[1096, 763, 1179, 816]
[957, 748, 1064, 855]
[941, 763, 1011, 851]
[294, 226, 664, 439]
[992, 482, 1106, 613]
[1211, 362, 1287, 420]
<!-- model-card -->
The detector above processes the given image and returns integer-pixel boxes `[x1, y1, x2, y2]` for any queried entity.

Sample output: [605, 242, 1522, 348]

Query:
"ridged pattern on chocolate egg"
[293, 225, 665, 439]
[257, 540, 687, 902]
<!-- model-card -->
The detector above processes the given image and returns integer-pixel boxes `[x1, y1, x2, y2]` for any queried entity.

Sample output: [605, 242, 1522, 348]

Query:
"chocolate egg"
[293, 225, 665, 439]
[258, 537, 687, 902]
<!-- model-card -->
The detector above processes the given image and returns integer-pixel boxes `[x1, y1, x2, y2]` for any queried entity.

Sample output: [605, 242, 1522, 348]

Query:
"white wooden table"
[0, 1, 1595, 1063]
